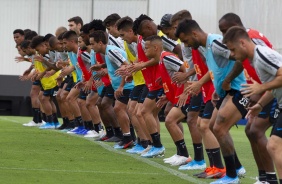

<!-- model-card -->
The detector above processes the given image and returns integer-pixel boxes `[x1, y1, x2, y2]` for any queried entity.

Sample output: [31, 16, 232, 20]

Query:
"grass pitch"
[0, 116, 271, 184]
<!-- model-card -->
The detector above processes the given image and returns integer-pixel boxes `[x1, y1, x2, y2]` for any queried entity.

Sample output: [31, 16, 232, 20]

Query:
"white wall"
[2, 0, 282, 75]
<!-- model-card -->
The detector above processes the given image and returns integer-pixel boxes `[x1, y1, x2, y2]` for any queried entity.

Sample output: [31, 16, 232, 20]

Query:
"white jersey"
[253, 45, 282, 107]
[108, 34, 125, 50]
[162, 52, 184, 78]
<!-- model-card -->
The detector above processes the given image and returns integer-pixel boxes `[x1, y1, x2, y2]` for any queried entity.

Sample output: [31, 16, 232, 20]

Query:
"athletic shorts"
[188, 92, 203, 112]
[174, 104, 190, 116]
[199, 100, 214, 119]
[270, 110, 282, 138]
[216, 89, 247, 118]
[32, 80, 41, 86]
[117, 89, 132, 105]
[64, 78, 75, 92]
[258, 98, 279, 123]
[146, 88, 164, 101]
[78, 90, 88, 100]
[43, 86, 58, 97]
[130, 84, 146, 101]
[99, 85, 115, 99]
[60, 75, 72, 89]
[138, 85, 148, 103]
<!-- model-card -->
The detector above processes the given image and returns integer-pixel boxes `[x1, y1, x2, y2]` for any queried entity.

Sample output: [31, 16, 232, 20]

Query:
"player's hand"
[94, 80, 103, 88]
[126, 63, 143, 75]
[74, 81, 84, 89]
[19, 75, 28, 81]
[245, 103, 263, 122]
[156, 95, 168, 108]
[44, 71, 54, 78]
[115, 65, 128, 77]
[114, 86, 123, 99]
[172, 72, 188, 84]
[56, 76, 63, 86]
[211, 91, 219, 107]
[83, 80, 92, 93]
[15, 56, 28, 63]
[240, 79, 264, 97]
[176, 92, 189, 107]
[90, 64, 102, 71]
[34, 55, 44, 62]
[186, 81, 201, 96]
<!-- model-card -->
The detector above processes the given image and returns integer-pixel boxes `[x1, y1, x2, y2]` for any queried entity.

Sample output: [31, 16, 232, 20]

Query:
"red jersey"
[243, 29, 273, 84]
[137, 36, 162, 91]
[95, 53, 111, 87]
[191, 49, 214, 103]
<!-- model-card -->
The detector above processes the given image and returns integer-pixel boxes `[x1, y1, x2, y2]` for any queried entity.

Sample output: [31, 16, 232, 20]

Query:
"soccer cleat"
[178, 159, 206, 170]
[57, 123, 68, 130]
[203, 167, 226, 179]
[75, 128, 88, 135]
[141, 146, 165, 158]
[170, 156, 192, 166]
[113, 140, 134, 149]
[126, 144, 145, 154]
[95, 134, 111, 141]
[139, 145, 152, 155]
[67, 126, 84, 134]
[104, 136, 122, 142]
[84, 130, 100, 138]
[253, 177, 270, 184]
[163, 154, 178, 162]
[23, 121, 40, 127]
[39, 122, 55, 129]
[53, 122, 60, 128]
[113, 141, 125, 149]
[210, 175, 239, 184]
[236, 166, 246, 178]
[193, 167, 213, 177]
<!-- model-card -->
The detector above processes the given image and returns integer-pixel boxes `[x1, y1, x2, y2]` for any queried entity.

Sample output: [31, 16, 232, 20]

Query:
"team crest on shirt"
[209, 71, 214, 80]
[163, 82, 169, 93]
[194, 64, 201, 75]
[184, 61, 190, 69]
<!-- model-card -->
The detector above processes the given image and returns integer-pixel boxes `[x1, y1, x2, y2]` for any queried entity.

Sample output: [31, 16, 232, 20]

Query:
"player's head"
[158, 14, 177, 40]
[223, 26, 252, 61]
[103, 13, 121, 37]
[43, 33, 55, 49]
[68, 16, 83, 34]
[116, 16, 135, 44]
[170, 10, 192, 28]
[30, 36, 49, 55]
[20, 40, 35, 56]
[88, 19, 106, 34]
[80, 23, 90, 45]
[144, 35, 163, 59]
[175, 19, 202, 49]
[219, 13, 244, 36]
[13, 29, 25, 45]
[55, 26, 68, 37]
[62, 30, 78, 52]
[57, 31, 67, 51]
[89, 30, 108, 53]
[49, 36, 63, 52]
[24, 31, 38, 41]
[78, 35, 87, 51]
[133, 14, 156, 39]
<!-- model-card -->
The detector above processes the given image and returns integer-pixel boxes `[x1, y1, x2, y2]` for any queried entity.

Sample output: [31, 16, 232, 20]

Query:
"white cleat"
[23, 121, 40, 127]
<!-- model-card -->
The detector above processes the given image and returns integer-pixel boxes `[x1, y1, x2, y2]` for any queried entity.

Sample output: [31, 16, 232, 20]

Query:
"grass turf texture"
[0, 116, 272, 184]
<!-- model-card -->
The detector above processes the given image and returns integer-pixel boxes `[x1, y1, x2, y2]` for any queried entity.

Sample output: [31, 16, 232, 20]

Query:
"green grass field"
[0, 116, 270, 184]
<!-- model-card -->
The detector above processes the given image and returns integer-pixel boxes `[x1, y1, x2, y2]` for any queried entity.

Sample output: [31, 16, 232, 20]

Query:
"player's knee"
[266, 138, 277, 155]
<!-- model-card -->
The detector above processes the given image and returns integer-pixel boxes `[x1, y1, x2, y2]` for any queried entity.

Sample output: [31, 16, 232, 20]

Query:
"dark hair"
[30, 36, 45, 49]
[89, 31, 108, 44]
[88, 19, 106, 32]
[175, 19, 201, 38]
[49, 36, 58, 48]
[68, 16, 83, 26]
[116, 16, 133, 31]
[62, 30, 78, 41]
[219, 13, 244, 27]
[24, 31, 38, 41]
[170, 10, 192, 24]
[222, 26, 250, 44]
[24, 29, 31, 34]
[58, 31, 67, 40]
[13, 29, 24, 35]
[20, 40, 31, 49]
[103, 13, 121, 27]
[145, 35, 162, 42]
[133, 14, 153, 34]
[81, 23, 89, 34]
[43, 33, 54, 42]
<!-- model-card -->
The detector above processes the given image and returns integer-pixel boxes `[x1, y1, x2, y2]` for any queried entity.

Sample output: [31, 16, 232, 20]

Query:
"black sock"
[223, 154, 237, 178]
[63, 117, 69, 125]
[84, 121, 91, 130]
[114, 127, 123, 138]
[42, 113, 47, 122]
[69, 119, 76, 128]
[32, 108, 37, 123]
[33, 108, 40, 123]
[259, 170, 266, 181]
[266, 172, 278, 184]
[234, 151, 242, 170]
[140, 140, 149, 148]
[46, 115, 53, 123]
[206, 149, 214, 167]
[38, 110, 42, 123]
[211, 148, 224, 169]
[279, 179, 282, 183]
[193, 143, 204, 161]
[130, 124, 136, 142]
[75, 116, 84, 127]
[175, 139, 189, 157]
[137, 137, 141, 144]
[150, 132, 162, 148]
[123, 133, 132, 143]
[105, 126, 114, 137]
[94, 122, 101, 132]
[52, 113, 59, 123]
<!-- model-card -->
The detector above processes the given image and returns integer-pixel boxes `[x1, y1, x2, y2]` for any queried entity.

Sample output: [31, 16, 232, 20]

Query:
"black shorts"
[258, 98, 279, 123]
[117, 89, 132, 104]
[60, 75, 72, 89]
[199, 100, 214, 119]
[130, 84, 146, 101]
[270, 111, 282, 138]
[78, 90, 88, 100]
[146, 88, 164, 101]
[188, 92, 203, 112]
[32, 80, 41, 86]
[43, 86, 58, 97]
[174, 104, 190, 116]
[99, 85, 115, 99]
[138, 85, 148, 103]
[65, 78, 75, 92]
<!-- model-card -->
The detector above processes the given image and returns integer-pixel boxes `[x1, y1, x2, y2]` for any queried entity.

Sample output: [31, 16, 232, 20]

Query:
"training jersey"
[90, 50, 103, 94]
[108, 34, 124, 50]
[77, 49, 91, 81]
[137, 35, 162, 91]
[252, 45, 282, 108]
[157, 31, 179, 52]
[68, 51, 82, 82]
[191, 49, 215, 103]
[105, 45, 134, 91]
[206, 34, 246, 97]
[124, 41, 145, 86]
